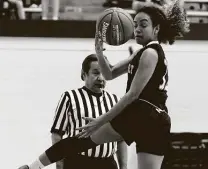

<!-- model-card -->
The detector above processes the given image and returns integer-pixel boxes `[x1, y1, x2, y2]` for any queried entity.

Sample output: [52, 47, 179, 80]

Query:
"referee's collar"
[82, 86, 103, 97]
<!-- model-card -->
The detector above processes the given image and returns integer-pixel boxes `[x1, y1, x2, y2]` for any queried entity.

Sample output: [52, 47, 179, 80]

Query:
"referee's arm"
[51, 133, 64, 169]
[50, 92, 71, 169]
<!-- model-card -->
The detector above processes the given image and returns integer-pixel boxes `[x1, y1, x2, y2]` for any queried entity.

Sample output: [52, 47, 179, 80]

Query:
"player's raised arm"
[95, 33, 136, 80]
[95, 8, 134, 80]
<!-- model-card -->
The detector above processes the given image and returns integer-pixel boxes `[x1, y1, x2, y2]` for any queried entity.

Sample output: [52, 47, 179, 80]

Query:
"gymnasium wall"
[1, 0, 208, 40]
[0, 20, 208, 40]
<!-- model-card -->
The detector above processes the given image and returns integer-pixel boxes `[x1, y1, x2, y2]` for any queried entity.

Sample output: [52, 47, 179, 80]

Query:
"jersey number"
[128, 64, 134, 74]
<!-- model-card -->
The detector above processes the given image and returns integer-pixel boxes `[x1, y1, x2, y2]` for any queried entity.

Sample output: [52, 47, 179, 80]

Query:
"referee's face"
[84, 61, 106, 93]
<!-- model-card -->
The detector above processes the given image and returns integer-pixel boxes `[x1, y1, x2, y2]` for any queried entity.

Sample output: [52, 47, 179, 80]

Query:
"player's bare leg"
[18, 123, 122, 169]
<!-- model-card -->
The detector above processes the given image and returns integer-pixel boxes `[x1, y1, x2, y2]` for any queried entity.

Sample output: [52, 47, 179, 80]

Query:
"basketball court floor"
[0, 37, 208, 169]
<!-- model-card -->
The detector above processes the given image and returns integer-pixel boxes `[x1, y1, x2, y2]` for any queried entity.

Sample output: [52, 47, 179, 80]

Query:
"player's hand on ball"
[18, 165, 29, 169]
[95, 31, 104, 54]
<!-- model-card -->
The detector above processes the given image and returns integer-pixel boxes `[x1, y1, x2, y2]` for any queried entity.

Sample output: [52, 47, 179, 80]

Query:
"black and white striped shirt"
[51, 86, 119, 158]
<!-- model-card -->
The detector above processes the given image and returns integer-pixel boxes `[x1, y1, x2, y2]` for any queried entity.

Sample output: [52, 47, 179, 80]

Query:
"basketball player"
[18, 1, 190, 169]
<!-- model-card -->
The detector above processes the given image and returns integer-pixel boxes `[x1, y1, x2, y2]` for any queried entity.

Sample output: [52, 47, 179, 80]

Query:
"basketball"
[96, 7, 134, 46]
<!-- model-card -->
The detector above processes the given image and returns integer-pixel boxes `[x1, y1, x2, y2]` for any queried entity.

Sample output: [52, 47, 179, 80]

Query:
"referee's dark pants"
[63, 154, 118, 169]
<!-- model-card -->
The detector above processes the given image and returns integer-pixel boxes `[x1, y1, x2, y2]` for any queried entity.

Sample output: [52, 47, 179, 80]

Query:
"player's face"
[84, 61, 106, 93]
[133, 12, 158, 46]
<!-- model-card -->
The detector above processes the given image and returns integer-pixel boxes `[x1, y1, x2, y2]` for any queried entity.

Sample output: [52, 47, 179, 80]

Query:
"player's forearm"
[116, 141, 128, 169]
[96, 51, 113, 80]
[98, 91, 137, 124]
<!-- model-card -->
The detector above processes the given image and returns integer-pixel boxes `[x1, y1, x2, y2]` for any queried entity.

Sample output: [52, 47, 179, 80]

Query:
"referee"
[50, 54, 128, 169]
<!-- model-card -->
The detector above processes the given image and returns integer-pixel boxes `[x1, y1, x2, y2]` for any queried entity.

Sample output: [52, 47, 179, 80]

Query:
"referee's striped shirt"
[51, 86, 119, 158]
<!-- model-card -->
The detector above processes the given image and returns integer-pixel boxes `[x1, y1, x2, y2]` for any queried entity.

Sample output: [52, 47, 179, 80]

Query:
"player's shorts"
[110, 99, 171, 156]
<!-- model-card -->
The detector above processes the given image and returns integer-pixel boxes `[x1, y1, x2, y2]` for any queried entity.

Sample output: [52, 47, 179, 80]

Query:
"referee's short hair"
[81, 54, 98, 81]
[81, 54, 112, 81]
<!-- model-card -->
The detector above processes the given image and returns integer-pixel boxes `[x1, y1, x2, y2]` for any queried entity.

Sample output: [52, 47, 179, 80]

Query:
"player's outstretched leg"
[17, 137, 97, 169]
[18, 123, 122, 169]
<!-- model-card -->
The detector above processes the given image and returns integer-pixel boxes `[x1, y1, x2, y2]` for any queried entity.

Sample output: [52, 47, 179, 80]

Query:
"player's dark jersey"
[126, 42, 168, 106]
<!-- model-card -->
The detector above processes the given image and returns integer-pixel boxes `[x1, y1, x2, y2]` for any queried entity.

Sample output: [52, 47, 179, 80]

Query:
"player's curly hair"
[135, 0, 190, 45]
